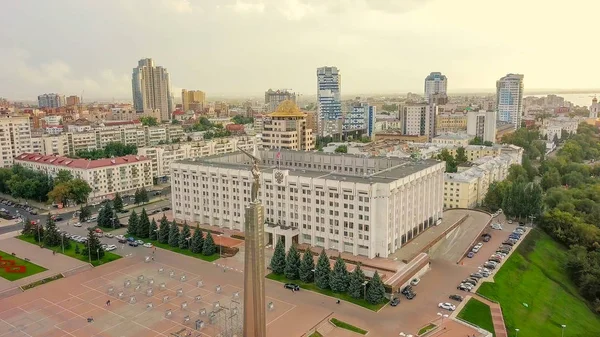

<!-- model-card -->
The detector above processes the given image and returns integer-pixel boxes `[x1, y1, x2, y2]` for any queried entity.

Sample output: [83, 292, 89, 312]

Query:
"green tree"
[43, 215, 61, 247]
[97, 204, 112, 228]
[55, 170, 74, 185]
[284, 245, 301, 280]
[270, 239, 287, 275]
[507, 164, 529, 182]
[47, 183, 70, 205]
[61, 233, 72, 250]
[202, 232, 216, 256]
[329, 255, 349, 293]
[334, 145, 348, 153]
[81, 228, 105, 259]
[140, 116, 158, 126]
[75, 244, 81, 254]
[158, 215, 170, 244]
[347, 264, 366, 299]
[299, 249, 315, 283]
[134, 189, 142, 205]
[139, 187, 149, 203]
[126, 210, 139, 237]
[113, 193, 123, 212]
[314, 250, 331, 290]
[438, 149, 457, 173]
[68, 179, 92, 204]
[137, 208, 150, 238]
[149, 219, 158, 240]
[455, 147, 468, 164]
[179, 222, 192, 249]
[168, 221, 179, 247]
[190, 226, 204, 254]
[79, 205, 91, 222]
[365, 271, 386, 304]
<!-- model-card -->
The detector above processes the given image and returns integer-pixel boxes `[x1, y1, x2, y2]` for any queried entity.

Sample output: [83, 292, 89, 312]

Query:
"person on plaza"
[106, 300, 111, 306]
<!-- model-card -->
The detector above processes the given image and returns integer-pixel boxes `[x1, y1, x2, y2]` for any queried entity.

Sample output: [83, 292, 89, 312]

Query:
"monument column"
[243, 200, 267, 337]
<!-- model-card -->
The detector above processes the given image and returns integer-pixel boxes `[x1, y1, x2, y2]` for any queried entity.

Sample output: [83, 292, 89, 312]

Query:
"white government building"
[171, 150, 445, 258]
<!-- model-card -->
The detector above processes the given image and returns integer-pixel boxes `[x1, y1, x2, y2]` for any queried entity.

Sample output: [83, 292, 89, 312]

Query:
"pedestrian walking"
[52, 250, 55, 255]
[151, 256, 154, 261]
[106, 300, 111, 306]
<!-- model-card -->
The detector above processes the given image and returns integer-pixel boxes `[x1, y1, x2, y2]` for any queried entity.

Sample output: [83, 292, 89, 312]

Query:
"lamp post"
[37, 222, 41, 244]
[561, 324, 566, 337]
[362, 280, 369, 300]
[515, 328, 519, 337]
[61, 234, 64, 253]
[529, 215, 535, 227]
[87, 239, 91, 263]
[96, 248, 100, 263]
[437, 312, 449, 326]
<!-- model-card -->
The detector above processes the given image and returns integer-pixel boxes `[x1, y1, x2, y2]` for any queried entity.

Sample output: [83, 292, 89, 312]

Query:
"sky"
[1, 0, 599, 101]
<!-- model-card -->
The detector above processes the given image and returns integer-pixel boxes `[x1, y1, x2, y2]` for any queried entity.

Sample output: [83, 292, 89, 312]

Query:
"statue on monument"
[237, 146, 261, 202]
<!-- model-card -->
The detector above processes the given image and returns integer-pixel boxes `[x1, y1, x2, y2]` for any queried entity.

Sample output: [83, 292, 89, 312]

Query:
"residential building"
[38, 94, 65, 109]
[43, 115, 63, 126]
[0, 115, 33, 167]
[15, 153, 152, 203]
[496, 74, 524, 128]
[265, 89, 296, 113]
[111, 108, 141, 121]
[467, 110, 497, 143]
[436, 114, 468, 133]
[540, 116, 580, 141]
[590, 97, 599, 119]
[171, 150, 445, 258]
[344, 102, 377, 137]
[66, 96, 80, 106]
[132, 58, 174, 121]
[182, 90, 206, 112]
[424, 72, 448, 104]
[432, 133, 473, 146]
[317, 66, 342, 137]
[408, 142, 524, 164]
[261, 101, 314, 151]
[399, 103, 438, 141]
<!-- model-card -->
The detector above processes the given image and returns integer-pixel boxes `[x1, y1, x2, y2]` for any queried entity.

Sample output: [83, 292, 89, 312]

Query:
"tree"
[139, 187, 149, 203]
[81, 228, 105, 259]
[55, 170, 73, 185]
[455, 147, 468, 164]
[140, 116, 158, 126]
[329, 255, 349, 293]
[202, 232, 216, 256]
[113, 193, 123, 212]
[158, 215, 170, 244]
[347, 263, 366, 299]
[438, 149, 457, 173]
[190, 226, 204, 253]
[61, 233, 72, 250]
[68, 179, 92, 204]
[314, 250, 331, 290]
[334, 145, 348, 154]
[75, 244, 81, 254]
[284, 245, 301, 280]
[98, 204, 113, 228]
[507, 165, 529, 182]
[137, 208, 150, 238]
[43, 215, 61, 247]
[483, 181, 510, 212]
[149, 219, 158, 241]
[299, 249, 315, 283]
[47, 183, 70, 205]
[79, 205, 91, 222]
[134, 189, 142, 205]
[126, 210, 139, 237]
[168, 221, 179, 247]
[365, 271, 386, 304]
[270, 239, 287, 275]
[179, 222, 192, 249]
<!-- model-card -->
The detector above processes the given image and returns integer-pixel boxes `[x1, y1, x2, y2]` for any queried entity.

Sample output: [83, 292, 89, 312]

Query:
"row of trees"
[469, 136, 494, 147]
[437, 147, 468, 173]
[75, 142, 138, 160]
[231, 115, 254, 125]
[126, 211, 217, 256]
[0, 165, 54, 202]
[47, 170, 92, 205]
[140, 116, 159, 126]
[269, 240, 386, 304]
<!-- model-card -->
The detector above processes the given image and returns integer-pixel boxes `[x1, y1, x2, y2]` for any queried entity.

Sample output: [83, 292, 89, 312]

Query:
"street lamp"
[87, 240, 91, 263]
[61, 234, 64, 254]
[529, 215, 536, 227]
[515, 328, 519, 337]
[96, 248, 100, 263]
[561, 324, 566, 337]
[362, 280, 369, 300]
[437, 312, 449, 326]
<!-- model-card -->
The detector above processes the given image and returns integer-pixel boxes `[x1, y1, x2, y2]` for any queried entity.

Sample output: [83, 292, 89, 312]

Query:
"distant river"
[526, 93, 600, 107]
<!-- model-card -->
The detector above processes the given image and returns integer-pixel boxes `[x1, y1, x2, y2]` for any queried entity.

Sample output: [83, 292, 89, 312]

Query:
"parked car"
[404, 291, 416, 300]
[449, 294, 464, 302]
[508, 220, 513, 224]
[482, 234, 492, 242]
[491, 223, 503, 230]
[470, 273, 484, 279]
[54, 216, 63, 221]
[410, 278, 420, 286]
[128, 241, 139, 247]
[472, 246, 481, 253]
[105, 233, 114, 238]
[143, 243, 153, 248]
[438, 302, 456, 311]
[489, 257, 502, 263]
[105, 245, 117, 251]
[162, 207, 171, 211]
[401, 285, 412, 295]
[463, 279, 477, 286]
[135, 240, 144, 245]
[284, 283, 300, 291]
[115, 235, 125, 240]
[118, 238, 127, 244]
[127, 237, 135, 242]
[73, 222, 82, 227]
[467, 252, 475, 258]
[390, 298, 400, 306]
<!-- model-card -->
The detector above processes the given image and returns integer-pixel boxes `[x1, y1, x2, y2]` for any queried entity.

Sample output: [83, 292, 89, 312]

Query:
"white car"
[438, 302, 456, 311]
[410, 278, 420, 286]
[136, 240, 144, 245]
[472, 246, 481, 253]
[105, 233, 114, 238]
[105, 245, 117, 251]
[143, 243, 153, 248]
[73, 222, 82, 227]
[491, 223, 503, 230]
[507, 220, 513, 224]
[71, 235, 81, 241]
[115, 235, 125, 240]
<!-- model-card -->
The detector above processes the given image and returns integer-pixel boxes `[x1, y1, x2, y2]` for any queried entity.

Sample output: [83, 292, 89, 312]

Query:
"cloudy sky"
[1, 0, 598, 100]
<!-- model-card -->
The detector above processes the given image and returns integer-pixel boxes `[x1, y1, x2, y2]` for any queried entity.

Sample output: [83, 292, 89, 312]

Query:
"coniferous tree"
[347, 263, 366, 299]
[43, 215, 61, 247]
[75, 244, 81, 254]
[112, 192, 123, 212]
[149, 219, 158, 241]
[365, 271, 386, 304]
[32, 223, 44, 243]
[284, 245, 301, 280]
[79, 205, 91, 222]
[314, 250, 331, 290]
[329, 255, 349, 293]
[299, 249, 315, 283]
[134, 188, 141, 205]
[190, 226, 203, 253]
[97, 205, 108, 227]
[126, 210, 139, 237]
[82, 228, 105, 259]
[168, 221, 179, 247]
[158, 215, 170, 244]
[61, 233, 72, 250]
[179, 222, 191, 249]
[202, 232, 216, 256]
[270, 239, 286, 275]
[139, 187, 149, 203]
[137, 208, 150, 238]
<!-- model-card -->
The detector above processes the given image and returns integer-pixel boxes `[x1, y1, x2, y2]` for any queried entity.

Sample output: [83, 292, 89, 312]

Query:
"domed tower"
[590, 96, 599, 119]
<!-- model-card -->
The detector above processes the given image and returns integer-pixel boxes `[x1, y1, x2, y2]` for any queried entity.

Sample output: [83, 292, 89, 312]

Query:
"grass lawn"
[266, 273, 386, 311]
[309, 332, 323, 337]
[130, 236, 220, 263]
[417, 323, 437, 335]
[330, 318, 368, 335]
[457, 298, 495, 336]
[0, 250, 47, 281]
[477, 229, 600, 337]
[18, 235, 121, 267]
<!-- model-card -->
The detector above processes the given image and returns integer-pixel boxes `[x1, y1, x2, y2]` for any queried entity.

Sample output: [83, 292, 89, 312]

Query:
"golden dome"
[269, 100, 305, 117]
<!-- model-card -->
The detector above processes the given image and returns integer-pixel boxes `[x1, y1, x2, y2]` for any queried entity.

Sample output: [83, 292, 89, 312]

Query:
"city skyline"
[1, 1, 599, 100]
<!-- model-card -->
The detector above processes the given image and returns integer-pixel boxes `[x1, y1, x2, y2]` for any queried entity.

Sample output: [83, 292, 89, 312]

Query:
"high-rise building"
[38, 94, 65, 108]
[264, 89, 296, 113]
[181, 89, 206, 112]
[261, 100, 314, 151]
[132, 58, 174, 121]
[424, 72, 448, 104]
[590, 97, 599, 119]
[400, 103, 438, 141]
[344, 102, 377, 138]
[0, 115, 32, 167]
[317, 66, 342, 137]
[496, 74, 524, 129]
[467, 110, 497, 143]
[66, 95, 80, 106]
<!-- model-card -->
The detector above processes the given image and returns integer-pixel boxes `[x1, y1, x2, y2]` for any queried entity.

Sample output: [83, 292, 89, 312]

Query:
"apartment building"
[38, 94, 65, 109]
[182, 90, 206, 112]
[0, 116, 33, 167]
[265, 89, 296, 113]
[409, 143, 524, 164]
[15, 153, 153, 202]
[432, 133, 474, 146]
[261, 101, 315, 151]
[436, 114, 468, 133]
[467, 110, 497, 143]
[400, 103, 438, 141]
[171, 150, 445, 258]
[540, 116, 579, 141]
[496, 74, 524, 129]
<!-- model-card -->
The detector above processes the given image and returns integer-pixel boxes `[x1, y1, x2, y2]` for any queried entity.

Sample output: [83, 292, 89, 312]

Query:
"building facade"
[344, 102, 377, 137]
[15, 153, 153, 202]
[0, 116, 33, 167]
[171, 150, 445, 258]
[590, 97, 599, 119]
[182, 89, 206, 112]
[436, 114, 468, 133]
[132, 58, 174, 121]
[261, 101, 314, 151]
[432, 133, 474, 146]
[317, 66, 342, 137]
[496, 74, 524, 129]
[467, 110, 497, 143]
[38, 94, 65, 109]
[424, 72, 448, 104]
[66, 96, 80, 106]
[264, 89, 296, 113]
[400, 103, 438, 141]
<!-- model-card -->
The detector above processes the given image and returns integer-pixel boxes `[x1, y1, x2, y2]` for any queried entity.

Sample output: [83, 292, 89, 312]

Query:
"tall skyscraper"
[38, 94, 65, 108]
[317, 66, 342, 137]
[0, 116, 32, 168]
[467, 110, 497, 143]
[181, 89, 206, 112]
[264, 89, 296, 112]
[424, 72, 448, 104]
[132, 58, 174, 121]
[496, 74, 524, 129]
[262, 100, 314, 151]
